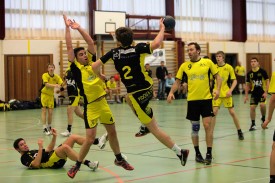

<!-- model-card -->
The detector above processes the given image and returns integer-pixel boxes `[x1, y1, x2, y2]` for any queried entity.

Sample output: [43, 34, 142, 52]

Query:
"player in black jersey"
[13, 128, 99, 170]
[244, 57, 269, 131]
[92, 18, 189, 167]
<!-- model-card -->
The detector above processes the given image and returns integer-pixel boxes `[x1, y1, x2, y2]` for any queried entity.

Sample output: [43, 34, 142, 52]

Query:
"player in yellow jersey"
[262, 70, 275, 183]
[63, 15, 133, 179]
[40, 64, 63, 135]
[106, 76, 121, 103]
[211, 51, 244, 140]
[235, 61, 246, 94]
[92, 18, 189, 167]
[167, 42, 222, 165]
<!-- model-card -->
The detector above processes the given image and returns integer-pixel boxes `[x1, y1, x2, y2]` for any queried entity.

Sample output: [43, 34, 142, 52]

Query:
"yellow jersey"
[41, 73, 63, 96]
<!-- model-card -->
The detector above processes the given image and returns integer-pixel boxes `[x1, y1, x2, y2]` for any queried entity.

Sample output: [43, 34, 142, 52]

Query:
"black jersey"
[21, 149, 65, 169]
[65, 69, 78, 97]
[246, 68, 269, 95]
[100, 43, 153, 93]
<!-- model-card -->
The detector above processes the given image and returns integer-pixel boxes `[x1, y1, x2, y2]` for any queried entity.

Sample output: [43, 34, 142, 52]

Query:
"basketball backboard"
[94, 10, 126, 35]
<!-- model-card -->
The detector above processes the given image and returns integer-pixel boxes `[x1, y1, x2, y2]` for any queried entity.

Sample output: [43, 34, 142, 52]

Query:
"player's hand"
[226, 90, 232, 97]
[244, 96, 248, 104]
[63, 14, 73, 27]
[51, 128, 57, 136]
[38, 139, 43, 148]
[166, 93, 175, 103]
[262, 119, 270, 129]
[262, 92, 267, 99]
[70, 20, 80, 29]
[159, 18, 165, 31]
[213, 90, 220, 100]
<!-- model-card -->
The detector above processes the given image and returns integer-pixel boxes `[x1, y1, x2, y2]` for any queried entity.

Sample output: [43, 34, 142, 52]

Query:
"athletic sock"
[84, 160, 90, 166]
[207, 147, 212, 155]
[261, 116, 265, 122]
[76, 161, 82, 167]
[251, 120, 255, 126]
[237, 129, 242, 134]
[270, 175, 275, 183]
[115, 153, 123, 161]
[194, 146, 201, 155]
[93, 138, 99, 145]
[43, 125, 47, 130]
[171, 144, 181, 155]
[67, 125, 72, 132]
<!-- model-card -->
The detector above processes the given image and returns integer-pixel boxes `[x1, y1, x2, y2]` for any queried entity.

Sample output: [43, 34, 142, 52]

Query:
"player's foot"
[114, 158, 134, 171]
[238, 132, 244, 140]
[60, 130, 71, 137]
[249, 124, 257, 131]
[88, 161, 99, 171]
[67, 165, 80, 179]
[43, 128, 51, 136]
[204, 154, 212, 165]
[177, 149, 189, 166]
[195, 153, 204, 163]
[135, 126, 150, 137]
[98, 133, 108, 149]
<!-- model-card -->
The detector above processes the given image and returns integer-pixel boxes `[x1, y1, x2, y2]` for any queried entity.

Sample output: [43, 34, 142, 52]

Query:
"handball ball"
[114, 74, 120, 81]
[163, 15, 175, 31]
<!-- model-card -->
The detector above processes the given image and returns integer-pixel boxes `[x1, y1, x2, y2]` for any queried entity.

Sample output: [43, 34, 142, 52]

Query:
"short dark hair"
[13, 138, 24, 149]
[187, 42, 201, 54]
[251, 57, 258, 62]
[74, 47, 85, 57]
[115, 27, 133, 47]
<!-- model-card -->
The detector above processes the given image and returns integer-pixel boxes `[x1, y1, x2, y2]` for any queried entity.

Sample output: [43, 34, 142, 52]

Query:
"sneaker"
[249, 124, 257, 131]
[43, 128, 51, 136]
[135, 126, 150, 137]
[204, 154, 212, 165]
[195, 153, 204, 163]
[98, 133, 108, 149]
[177, 149, 189, 166]
[88, 161, 99, 171]
[67, 165, 80, 179]
[238, 132, 244, 140]
[60, 130, 71, 137]
[114, 158, 134, 171]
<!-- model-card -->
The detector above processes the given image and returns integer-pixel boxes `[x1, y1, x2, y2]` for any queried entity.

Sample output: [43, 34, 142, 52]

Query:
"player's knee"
[191, 121, 200, 137]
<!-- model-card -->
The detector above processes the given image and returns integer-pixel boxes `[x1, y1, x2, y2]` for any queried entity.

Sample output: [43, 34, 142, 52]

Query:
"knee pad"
[191, 121, 200, 137]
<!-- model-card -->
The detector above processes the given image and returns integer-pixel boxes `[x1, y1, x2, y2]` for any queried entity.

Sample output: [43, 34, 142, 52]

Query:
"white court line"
[234, 176, 269, 183]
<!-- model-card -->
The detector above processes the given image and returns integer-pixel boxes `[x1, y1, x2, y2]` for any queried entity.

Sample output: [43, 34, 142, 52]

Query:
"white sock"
[43, 125, 47, 129]
[171, 144, 181, 156]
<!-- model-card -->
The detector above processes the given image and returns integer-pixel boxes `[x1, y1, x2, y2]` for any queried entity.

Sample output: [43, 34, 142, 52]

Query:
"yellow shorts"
[69, 95, 81, 107]
[41, 93, 54, 108]
[84, 98, 115, 128]
[212, 97, 234, 108]
[40, 151, 67, 169]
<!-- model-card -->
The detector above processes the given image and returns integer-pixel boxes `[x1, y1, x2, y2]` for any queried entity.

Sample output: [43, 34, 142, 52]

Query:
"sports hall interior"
[0, 0, 275, 183]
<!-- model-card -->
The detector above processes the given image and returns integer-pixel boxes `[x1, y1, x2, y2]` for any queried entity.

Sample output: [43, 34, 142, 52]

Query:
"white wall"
[1, 40, 275, 100]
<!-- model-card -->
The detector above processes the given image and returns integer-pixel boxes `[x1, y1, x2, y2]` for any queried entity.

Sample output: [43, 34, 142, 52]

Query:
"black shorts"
[250, 92, 265, 105]
[236, 75, 245, 84]
[186, 99, 214, 121]
[273, 130, 275, 141]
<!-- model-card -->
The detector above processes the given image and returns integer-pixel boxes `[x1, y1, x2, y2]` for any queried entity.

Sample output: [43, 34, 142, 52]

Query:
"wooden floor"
[0, 94, 272, 183]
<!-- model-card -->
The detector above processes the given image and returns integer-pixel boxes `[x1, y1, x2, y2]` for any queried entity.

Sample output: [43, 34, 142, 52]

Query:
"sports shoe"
[135, 126, 150, 137]
[238, 132, 244, 140]
[195, 153, 204, 163]
[60, 130, 71, 137]
[177, 149, 189, 166]
[43, 128, 51, 136]
[67, 165, 80, 179]
[114, 158, 134, 171]
[204, 154, 212, 165]
[88, 161, 99, 171]
[249, 124, 257, 131]
[98, 133, 108, 149]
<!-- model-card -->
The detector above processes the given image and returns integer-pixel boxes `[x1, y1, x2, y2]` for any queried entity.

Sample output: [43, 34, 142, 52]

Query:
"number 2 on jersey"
[122, 66, 133, 79]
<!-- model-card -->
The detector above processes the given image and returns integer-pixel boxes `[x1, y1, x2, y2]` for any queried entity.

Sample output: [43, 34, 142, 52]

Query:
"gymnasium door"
[246, 53, 272, 79]
[4, 55, 53, 101]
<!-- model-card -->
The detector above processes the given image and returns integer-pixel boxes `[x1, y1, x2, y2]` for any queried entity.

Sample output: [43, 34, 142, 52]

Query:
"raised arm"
[70, 20, 96, 55]
[63, 14, 75, 62]
[151, 18, 165, 51]
[30, 139, 44, 168]
[45, 128, 57, 152]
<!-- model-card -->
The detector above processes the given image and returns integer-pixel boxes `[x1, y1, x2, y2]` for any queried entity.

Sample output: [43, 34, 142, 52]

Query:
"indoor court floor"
[0, 94, 272, 183]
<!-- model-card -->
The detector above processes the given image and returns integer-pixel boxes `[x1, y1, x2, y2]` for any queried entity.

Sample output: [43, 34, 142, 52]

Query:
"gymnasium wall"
[1, 40, 275, 100]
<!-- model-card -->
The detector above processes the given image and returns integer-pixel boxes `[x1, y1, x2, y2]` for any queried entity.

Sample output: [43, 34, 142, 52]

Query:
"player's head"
[47, 64, 55, 73]
[145, 63, 150, 69]
[115, 27, 133, 47]
[216, 51, 225, 64]
[74, 47, 88, 64]
[187, 42, 201, 61]
[250, 57, 259, 68]
[13, 138, 29, 153]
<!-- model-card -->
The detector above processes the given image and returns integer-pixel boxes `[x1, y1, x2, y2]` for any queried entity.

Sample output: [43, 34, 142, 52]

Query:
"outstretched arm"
[151, 18, 165, 51]
[45, 128, 57, 152]
[70, 20, 96, 55]
[30, 139, 43, 168]
[63, 14, 75, 62]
